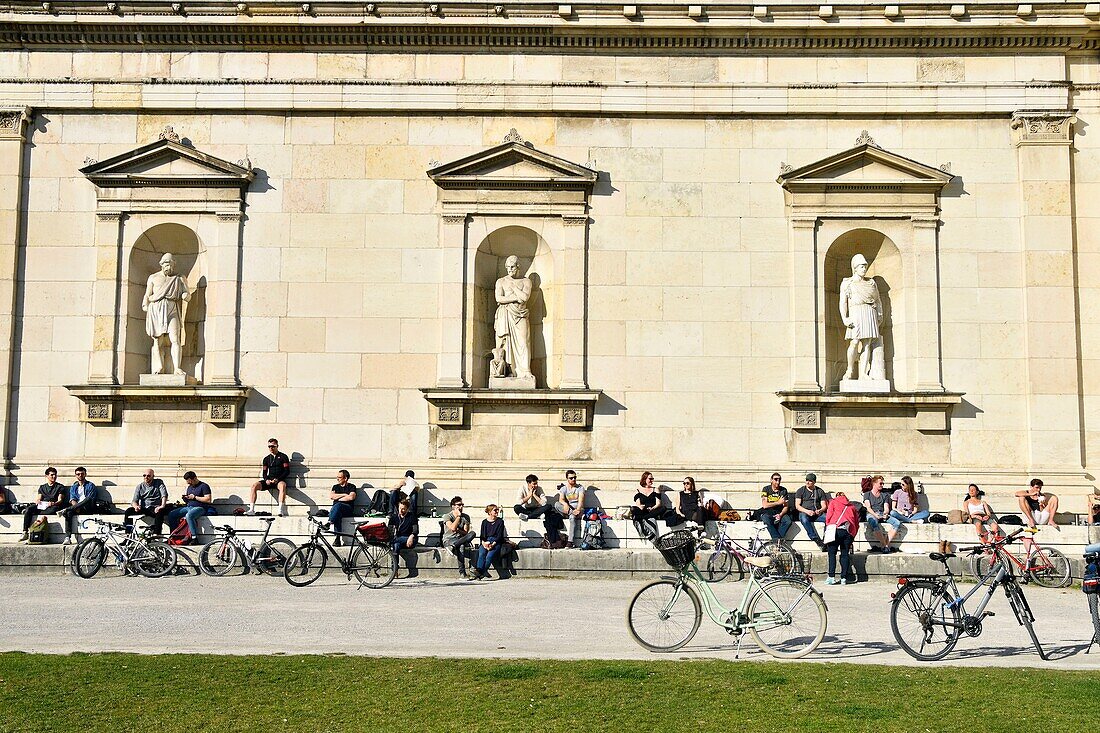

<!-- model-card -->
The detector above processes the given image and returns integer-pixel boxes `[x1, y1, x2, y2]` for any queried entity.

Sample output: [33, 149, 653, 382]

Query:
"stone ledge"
[421, 387, 602, 428]
[65, 384, 252, 424]
[778, 390, 965, 432]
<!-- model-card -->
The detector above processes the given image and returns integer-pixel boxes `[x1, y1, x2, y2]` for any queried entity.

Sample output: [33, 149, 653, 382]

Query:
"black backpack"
[999, 514, 1023, 526]
[368, 489, 390, 516]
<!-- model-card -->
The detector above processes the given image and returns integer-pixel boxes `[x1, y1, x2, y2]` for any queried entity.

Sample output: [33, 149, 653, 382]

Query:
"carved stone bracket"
[1011, 110, 1076, 146]
[777, 391, 965, 433]
[66, 384, 252, 425]
[0, 107, 31, 141]
[421, 388, 602, 429]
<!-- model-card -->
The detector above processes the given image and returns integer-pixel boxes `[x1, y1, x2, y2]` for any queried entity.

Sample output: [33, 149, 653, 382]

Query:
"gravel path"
[2, 574, 1097, 669]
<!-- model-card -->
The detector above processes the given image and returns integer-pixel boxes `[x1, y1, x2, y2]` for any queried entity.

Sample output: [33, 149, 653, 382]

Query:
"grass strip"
[0, 653, 1097, 732]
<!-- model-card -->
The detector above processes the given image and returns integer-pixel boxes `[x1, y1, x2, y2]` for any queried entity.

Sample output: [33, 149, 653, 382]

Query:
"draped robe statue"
[493, 255, 533, 382]
[142, 253, 191, 376]
[839, 252, 886, 384]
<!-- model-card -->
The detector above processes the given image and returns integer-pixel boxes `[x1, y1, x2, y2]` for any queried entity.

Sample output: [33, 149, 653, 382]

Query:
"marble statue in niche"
[141, 252, 192, 383]
[839, 253, 889, 393]
[490, 254, 536, 389]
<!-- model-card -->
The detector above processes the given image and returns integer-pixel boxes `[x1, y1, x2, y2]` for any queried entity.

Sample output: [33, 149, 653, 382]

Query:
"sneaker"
[278, 506, 288, 518]
[814, 539, 825, 550]
[244, 509, 256, 516]
[883, 546, 895, 554]
[825, 577, 838, 585]
[913, 519, 926, 525]
[840, 578, 849, 585]
[869, 546, 882, 553]
[17, 532, 28, 543]
[458, 567, 467, 578]
[63, 535, 74, 545]
[518, 514, 529, 522]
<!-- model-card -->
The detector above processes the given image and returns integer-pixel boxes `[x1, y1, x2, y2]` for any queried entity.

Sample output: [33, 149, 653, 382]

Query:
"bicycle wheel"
[704, 548, 739, 583]
[71, 538, 106, 579]
[1004, 581, 1046, 659]
[626, 579, 702, 652]
[351, 542, 397, 589]
[1089, 594, 1100, 648]
[760, 540, 803, 576]
[890, 581, 961, 661]
[198, 538, 239, 577]
[284, 543, 327, 587]
[134, 540, 178, 578]
[256, 538, 297, 577]
[1028, 548, 1071, 589]
[748, 578, 827, 659]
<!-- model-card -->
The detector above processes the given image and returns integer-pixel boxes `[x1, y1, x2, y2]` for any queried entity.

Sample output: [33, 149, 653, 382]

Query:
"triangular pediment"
[778, 144, 953, 191]
[429, 141, 597, 191]
[81, 138, 255, 189]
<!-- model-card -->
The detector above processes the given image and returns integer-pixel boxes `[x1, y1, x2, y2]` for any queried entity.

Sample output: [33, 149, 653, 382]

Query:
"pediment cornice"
[81, 136, 255, 189]
[778, 142, 954, 194]
[429, 140, 596, 193]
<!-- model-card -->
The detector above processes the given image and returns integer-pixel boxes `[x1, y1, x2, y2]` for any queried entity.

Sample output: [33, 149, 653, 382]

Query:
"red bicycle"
[967, 527, 1071, 588]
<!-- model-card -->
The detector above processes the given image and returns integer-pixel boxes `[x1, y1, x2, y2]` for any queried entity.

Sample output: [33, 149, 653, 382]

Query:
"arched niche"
[823, 228, 903, 390]
[471, 225, 555, 388]
[124, 223, 208, 384]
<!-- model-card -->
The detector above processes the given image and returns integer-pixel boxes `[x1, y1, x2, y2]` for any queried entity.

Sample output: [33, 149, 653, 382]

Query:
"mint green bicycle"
[627, 530, 827, 657]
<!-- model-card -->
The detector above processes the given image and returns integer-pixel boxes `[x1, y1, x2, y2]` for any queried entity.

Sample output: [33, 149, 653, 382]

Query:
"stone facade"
[2, 1, 1100, 510]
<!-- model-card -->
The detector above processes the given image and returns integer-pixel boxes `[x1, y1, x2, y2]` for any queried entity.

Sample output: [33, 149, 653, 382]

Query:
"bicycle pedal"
[982, 611, 996, 618]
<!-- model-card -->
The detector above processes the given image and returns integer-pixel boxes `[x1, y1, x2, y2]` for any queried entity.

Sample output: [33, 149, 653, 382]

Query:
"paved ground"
[2, 573, 1097, 669]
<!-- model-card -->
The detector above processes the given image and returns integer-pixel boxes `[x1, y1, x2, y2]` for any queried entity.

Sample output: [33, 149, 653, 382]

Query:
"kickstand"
[734, 633, 746, 660]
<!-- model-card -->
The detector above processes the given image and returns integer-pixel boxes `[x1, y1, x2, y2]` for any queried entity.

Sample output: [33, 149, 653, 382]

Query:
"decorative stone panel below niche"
[777, 391, 965, 434]
[421, 388, 602, 429]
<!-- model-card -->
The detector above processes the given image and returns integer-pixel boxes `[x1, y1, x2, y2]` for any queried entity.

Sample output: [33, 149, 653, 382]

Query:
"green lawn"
[0, 653, 1096, 732]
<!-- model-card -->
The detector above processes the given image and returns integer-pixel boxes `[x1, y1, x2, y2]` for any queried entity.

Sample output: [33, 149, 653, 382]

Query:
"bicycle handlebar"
[80, 517, 125, 531]
[957, 528, 1025, 555]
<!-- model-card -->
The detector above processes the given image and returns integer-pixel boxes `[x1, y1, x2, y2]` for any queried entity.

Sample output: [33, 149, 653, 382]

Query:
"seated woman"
[328, 470, 356, 547]
[471, 504, 506, 581]
[631, 471, 666, 540]
[667, 476, 707, 528]
[964, 484, 1000, 543]
[824, 492, 858, 585]
[889, 476, 930, 525]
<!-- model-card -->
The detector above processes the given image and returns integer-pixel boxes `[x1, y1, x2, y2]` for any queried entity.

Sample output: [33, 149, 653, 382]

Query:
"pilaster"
[0, 106, 30, 463]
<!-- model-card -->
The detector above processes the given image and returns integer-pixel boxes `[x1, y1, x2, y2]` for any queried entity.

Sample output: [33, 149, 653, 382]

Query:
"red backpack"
[167, 518, 192, 546]
[357, 522, 389, 544]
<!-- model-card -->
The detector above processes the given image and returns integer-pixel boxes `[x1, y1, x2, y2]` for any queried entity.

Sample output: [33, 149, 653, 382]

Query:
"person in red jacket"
[824, 492, 859, 586]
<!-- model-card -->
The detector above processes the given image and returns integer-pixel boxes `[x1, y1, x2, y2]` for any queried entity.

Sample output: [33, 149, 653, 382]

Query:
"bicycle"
[283, 515, 396, 589]
[70, 518, 178, 579]
[1085, 543, 1099, 653]
[694, 522, 804, 582]
[627, 529, 827, 658]
[890, 528, 1046, 661]
[966, 526, 1071, 588]
[197, 517, 297, 577]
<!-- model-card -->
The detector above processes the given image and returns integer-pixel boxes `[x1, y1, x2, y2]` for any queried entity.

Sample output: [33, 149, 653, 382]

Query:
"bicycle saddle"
[258, 517, 277, 523]
[929, 552, 956, 562]
[743, 555, 774, 569]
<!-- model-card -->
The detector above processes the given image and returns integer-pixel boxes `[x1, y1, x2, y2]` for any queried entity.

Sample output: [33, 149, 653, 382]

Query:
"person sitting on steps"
[328, 470, 356, 547]
[760, 472, 792, 541]
[389, 470, 419, 520]
[631, 471, 666, 541]
[470, 503, 506, 581]
[1015, 478, 1059, 529]
[59, 467, 99, 546]
[441, 496, 475, 578]
[123, 468, 170, 536]
[795, 473, 829, 550]
[246, 438, 290, 517]
[19, 467, 67, 543]
[166, 471, 214, 544]
[863, 475, 898, 553]
[554, 469, 586, 547]
[963, 483, 1000, 544]
[514, 474, 565, 547]
[389, 499, 418, 566]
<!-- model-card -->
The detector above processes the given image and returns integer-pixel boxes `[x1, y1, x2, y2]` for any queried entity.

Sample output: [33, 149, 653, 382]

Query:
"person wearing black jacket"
[19, 467, 67, 542]
[246, 438, 290, 517]
[471, 504, 507, 581]
[389, 499, 419, 568]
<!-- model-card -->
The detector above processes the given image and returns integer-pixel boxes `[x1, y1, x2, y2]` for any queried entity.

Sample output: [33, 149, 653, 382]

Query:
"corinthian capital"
[0, 107, 31, 141]
[1011, 110, 1076, 146]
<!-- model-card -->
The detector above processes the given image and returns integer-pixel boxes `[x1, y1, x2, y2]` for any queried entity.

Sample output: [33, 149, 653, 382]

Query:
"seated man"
[1088, 486, 1100, 526]
[389, 470, 419, 520]
[795, 473, 829, 550]
[246, 438, 290, 517]
[1015, 478, 1059, 528]
[19, 467, 67, 542]
[863, 475, 899, 553]
[389, 499, 419, 562]
[759, 472, 792, 541]
[441, 496, 476, 578]
[123, 469, 170, 535]
[328, 470, 356, 547]
[514, 474, 565, 545]
[166, 471, 214, 543]
[554, 469, 586, 547]
[58, 467, 98, 545]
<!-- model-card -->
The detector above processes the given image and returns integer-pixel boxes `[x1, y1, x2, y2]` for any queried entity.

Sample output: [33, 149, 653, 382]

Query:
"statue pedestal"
[489, 375, 536, 390]
[139, 373, 196, 387]
[839, 378, 891, 394]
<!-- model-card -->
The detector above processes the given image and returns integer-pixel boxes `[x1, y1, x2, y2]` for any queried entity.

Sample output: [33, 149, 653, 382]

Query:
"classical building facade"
[1, 0, 1099, 508]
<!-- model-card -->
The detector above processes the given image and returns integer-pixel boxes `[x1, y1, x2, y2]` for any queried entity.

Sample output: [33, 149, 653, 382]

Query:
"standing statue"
[142, 253, 191, 376]
[839, 253, 887, 387]
[492, 254, 534, 385]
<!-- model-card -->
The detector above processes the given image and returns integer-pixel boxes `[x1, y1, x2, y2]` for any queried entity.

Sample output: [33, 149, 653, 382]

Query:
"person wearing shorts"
[1015, 478, 1059, 528]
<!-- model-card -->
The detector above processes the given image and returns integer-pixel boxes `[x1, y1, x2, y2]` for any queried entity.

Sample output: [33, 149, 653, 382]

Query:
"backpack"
[928, 513, 947, 524]
[368, 489, 390, 516]
[579, 519, 605, 550]
[27, 515, 49, 545]
[357, 522, 390, 544]
[860, 476, 873, 493]
[167, 518, 192, 546]
[704, 499, 722, 521]
[998, 514, 1023, 526]
[718, 509, 741, 522]
[1084, 552, 1100, 594]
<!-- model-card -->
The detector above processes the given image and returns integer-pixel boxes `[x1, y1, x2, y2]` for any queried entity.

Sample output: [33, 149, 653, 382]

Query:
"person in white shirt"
[389, 470, 419, 519]
[554, 469, 586, 547]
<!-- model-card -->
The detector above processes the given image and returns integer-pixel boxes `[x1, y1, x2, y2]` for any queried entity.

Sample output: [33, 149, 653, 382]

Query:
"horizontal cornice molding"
[0, 79, 1073, 115]
[3, 15, 1100, 50]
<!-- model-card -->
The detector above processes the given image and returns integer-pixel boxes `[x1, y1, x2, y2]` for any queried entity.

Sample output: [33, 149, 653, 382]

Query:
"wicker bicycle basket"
[655, 530, 697, 570]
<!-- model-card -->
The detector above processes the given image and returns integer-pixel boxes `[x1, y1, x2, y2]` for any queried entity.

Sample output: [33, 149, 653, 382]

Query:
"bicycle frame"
[211, 520, 277, 571]
[936, 557, 1010, 626]
[83, 519, 147, 569]
[669, 561, 816, 635]
[303, 517, 368, 572]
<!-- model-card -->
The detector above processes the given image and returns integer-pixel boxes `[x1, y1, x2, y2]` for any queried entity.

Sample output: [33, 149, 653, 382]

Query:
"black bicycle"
[283, 515, 396, 589]
[889, 528, 1046, 661]
[197, 517, 296, 577]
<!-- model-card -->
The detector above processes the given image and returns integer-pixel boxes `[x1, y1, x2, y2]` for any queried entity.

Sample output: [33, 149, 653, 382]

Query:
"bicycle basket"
[655, 530, 697, 570]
